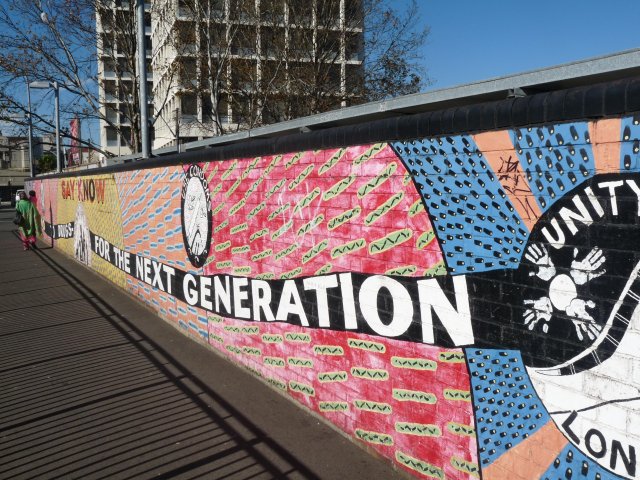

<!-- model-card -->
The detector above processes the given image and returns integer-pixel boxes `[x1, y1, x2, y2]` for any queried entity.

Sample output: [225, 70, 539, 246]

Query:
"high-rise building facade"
[151, 0, 363, 150]
[96, 0, 154, 157]
[97, 0, 363, 153]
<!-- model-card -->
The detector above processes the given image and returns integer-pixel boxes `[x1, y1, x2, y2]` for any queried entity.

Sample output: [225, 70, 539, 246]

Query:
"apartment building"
[96, 0, 154, 157]
[150, 0, 364, 150]
[97, 0, 363, 153]
[0, 135, 55, 171]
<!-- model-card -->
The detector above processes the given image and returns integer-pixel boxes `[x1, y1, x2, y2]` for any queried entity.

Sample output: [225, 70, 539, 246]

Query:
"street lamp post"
[29, 81, 61, 173]
[136, 0, 150, 158]
[26, 79, 34, 177]
[54, 82, 60, 172]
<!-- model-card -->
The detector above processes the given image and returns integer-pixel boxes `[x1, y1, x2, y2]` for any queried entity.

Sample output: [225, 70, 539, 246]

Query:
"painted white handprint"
[570, 247, 606, 285]
[566, 298, 602, 341]
[523, 296, 553, 333]
[525, 244, 556, 281]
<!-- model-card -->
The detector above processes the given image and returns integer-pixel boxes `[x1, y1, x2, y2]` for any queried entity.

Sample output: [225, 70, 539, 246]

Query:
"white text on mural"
[543, 180, 640, 248]
[89, 232, 474, 347]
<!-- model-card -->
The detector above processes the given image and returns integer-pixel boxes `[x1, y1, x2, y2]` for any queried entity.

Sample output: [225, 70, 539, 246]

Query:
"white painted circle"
[548, 274, 577, 310]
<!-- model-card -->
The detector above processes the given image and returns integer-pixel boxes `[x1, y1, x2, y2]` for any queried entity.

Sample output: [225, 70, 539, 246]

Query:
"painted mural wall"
[28, 113, 640, 480]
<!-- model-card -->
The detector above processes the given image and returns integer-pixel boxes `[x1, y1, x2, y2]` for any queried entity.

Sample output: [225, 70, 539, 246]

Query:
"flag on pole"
[69, 118, 80, 166]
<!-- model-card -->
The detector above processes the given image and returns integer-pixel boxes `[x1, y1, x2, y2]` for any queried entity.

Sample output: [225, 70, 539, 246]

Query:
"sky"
[17, 0, 640, 148]
[416, 0, 640, 91]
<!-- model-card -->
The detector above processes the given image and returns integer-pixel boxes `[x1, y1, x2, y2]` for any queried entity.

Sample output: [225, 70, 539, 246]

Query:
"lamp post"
[136, 0, 150, 158]
[29, 81, 61, 173]
[26, 79, 34, 177]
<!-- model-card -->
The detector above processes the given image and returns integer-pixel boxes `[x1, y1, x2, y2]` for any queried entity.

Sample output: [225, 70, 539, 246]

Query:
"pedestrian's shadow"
[10, 230, 53, 250]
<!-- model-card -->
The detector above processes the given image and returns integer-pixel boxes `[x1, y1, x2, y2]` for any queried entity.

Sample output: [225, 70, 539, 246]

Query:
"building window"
[181, 94, 197, 116]
[106, 127, 119, 147]
[121, 127, 131, 146]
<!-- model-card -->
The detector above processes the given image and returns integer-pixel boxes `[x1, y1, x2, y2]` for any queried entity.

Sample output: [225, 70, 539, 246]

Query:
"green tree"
[37, 152, 56, 173]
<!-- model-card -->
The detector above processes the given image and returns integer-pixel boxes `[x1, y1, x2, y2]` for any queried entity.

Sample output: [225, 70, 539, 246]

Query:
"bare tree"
[0, 0, 429, 155]
[362, 0, 430, 100]
[0, 0, 173, 157]
[152, 0, 267, 140]
[96, 0, 147, 152]
[154, 0, 429, 138]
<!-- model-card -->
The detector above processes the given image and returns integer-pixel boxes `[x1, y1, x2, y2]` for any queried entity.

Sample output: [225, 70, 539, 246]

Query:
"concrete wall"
[28, 98, 640, 479]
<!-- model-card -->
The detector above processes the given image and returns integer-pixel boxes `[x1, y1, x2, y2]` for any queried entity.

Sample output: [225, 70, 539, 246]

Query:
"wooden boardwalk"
[0, 205, 403, 480]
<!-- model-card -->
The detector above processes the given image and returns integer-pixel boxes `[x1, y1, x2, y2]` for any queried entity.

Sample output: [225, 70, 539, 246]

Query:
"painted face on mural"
[180, 164, 212, 268]
[184, 179, 208, 254]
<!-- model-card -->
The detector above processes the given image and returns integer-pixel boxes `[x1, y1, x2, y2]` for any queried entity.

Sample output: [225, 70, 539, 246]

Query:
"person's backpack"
[12, 210, 23, 226]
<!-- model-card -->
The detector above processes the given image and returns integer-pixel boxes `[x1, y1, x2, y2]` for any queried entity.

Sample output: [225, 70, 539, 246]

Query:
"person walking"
[28, 189, 38, 206]
[15, 190, 41, 250]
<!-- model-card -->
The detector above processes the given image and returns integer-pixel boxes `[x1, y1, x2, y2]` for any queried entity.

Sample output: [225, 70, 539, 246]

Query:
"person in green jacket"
[15, 190, 41, 250]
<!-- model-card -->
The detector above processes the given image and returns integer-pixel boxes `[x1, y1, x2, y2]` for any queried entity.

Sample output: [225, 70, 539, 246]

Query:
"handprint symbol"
[525, 244, 556, 281]
[570, 247, 605, 285]
[523, 244, 606, 341]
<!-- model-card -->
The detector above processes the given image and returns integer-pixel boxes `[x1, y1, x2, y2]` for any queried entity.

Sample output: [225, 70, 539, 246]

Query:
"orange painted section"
[589, 118, 621, 174]
[482, 421, 568, 480]
[473, 130, 542, 231]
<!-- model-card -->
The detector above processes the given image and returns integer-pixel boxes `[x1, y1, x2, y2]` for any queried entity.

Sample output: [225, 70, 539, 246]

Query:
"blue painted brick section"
[542, 444, 620, 480]
[621, 114, 640, 172]
[466, 349, 549, 467]
[391, 136, 528, 274]
[510, 122, 596, 212]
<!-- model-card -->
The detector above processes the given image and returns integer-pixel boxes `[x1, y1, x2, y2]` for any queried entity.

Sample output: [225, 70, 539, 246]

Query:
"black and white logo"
[181, 164, 212, 268]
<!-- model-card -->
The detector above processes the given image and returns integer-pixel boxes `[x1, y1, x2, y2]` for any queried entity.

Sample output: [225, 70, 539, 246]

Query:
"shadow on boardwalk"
[0, 206, 402, 480]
